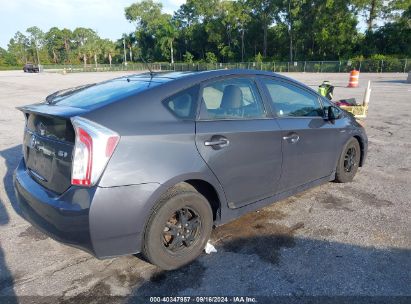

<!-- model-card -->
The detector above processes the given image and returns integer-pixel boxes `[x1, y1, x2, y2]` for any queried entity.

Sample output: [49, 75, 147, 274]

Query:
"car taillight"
[71, 117, 120, 187]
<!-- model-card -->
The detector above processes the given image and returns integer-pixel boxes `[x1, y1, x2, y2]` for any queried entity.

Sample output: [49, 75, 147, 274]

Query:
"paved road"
[0, 71, 410, 302]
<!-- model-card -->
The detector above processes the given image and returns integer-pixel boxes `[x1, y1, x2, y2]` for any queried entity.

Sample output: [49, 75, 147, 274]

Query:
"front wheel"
[142, 183, 213, 270]
[334, 138, 361, 183]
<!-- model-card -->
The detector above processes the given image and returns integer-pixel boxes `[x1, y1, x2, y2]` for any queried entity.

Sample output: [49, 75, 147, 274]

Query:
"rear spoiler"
[17, 104, 89, 119]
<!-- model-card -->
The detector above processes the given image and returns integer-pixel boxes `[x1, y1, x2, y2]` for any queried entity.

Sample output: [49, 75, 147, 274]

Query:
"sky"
[0, 0, 186, 49]
[0, 0, 373, 50]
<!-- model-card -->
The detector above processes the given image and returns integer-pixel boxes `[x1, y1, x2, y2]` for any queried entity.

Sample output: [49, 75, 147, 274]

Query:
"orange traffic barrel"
[348, 70, 359, 88]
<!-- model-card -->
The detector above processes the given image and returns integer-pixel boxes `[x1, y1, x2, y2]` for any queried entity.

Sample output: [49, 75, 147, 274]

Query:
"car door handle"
[204, 138, 229, 147]
[283, 133, 300, 144]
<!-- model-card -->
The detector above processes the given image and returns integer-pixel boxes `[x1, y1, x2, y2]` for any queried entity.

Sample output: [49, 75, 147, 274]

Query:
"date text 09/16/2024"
[149, 296, 257, 303]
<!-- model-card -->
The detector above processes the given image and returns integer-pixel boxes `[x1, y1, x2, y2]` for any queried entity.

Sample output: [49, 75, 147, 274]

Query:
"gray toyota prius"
[14, 69, 367, 270]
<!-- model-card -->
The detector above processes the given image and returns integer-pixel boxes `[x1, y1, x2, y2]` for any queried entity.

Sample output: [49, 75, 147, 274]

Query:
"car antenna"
[140, 55, 154, 78]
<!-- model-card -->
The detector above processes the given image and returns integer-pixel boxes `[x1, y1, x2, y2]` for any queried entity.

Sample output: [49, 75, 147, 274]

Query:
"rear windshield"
[53, 79, 161, 108]
[26, 113, 74, 143]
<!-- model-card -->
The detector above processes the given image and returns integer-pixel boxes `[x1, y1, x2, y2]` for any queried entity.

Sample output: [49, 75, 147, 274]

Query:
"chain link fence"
[157, 59, 410, 73]
[4, 58, 409, 73]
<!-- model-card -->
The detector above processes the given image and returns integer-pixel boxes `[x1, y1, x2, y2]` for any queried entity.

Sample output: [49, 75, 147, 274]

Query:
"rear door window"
[261, 78, 323, 117]
[200, 78, 267, 120]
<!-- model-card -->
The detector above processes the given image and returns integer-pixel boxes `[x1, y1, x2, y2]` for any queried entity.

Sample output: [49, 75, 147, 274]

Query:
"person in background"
[318, 80, 334, 100]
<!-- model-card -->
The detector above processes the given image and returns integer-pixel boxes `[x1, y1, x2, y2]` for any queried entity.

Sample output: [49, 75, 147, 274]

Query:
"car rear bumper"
[14, 159, 95, 254]
[14, 158, 160, 258]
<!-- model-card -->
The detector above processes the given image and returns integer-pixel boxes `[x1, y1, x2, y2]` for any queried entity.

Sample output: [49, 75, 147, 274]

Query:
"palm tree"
[73, 28, 98, 68]
[89, 39, 102, 69]
[159, 18, 178, 64]
[122, 33, 137, 62]
[26, 26, 44, 66]
[61, 29, 72, 64]
[102, 39, 116, 68]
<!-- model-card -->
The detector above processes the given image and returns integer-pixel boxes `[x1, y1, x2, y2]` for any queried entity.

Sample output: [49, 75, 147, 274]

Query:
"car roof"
[120, 69, 313, 93]
[124, 69, 287, 83]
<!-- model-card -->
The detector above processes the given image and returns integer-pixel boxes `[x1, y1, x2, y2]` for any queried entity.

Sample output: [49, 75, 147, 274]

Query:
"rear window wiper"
[46, 83, 96, 104]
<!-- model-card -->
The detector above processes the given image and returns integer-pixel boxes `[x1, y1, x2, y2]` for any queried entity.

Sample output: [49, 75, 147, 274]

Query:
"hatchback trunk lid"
[18, 105, 82, 194]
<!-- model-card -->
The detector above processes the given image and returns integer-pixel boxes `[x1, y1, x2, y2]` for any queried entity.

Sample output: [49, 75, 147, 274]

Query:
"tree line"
[0, 0, 410, 67]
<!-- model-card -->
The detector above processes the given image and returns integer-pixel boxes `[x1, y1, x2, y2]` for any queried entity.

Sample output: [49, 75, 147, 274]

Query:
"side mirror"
[327, 106, 341, 121]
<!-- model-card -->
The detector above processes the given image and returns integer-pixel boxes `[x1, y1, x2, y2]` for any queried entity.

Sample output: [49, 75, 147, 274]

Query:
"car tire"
[142, 183, 213, 270]
[334, 138, 361, 183]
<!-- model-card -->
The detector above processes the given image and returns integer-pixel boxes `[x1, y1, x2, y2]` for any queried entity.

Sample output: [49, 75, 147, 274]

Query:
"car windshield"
[52, 78, 162, 108]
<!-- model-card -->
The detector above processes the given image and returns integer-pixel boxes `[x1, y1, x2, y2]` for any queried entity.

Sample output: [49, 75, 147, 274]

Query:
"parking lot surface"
[0, 70, 410, 301]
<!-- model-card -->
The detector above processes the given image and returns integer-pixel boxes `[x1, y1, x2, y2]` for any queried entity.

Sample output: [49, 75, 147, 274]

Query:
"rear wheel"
[335, 138, 361, 183]
[142, 183, 213, 270]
